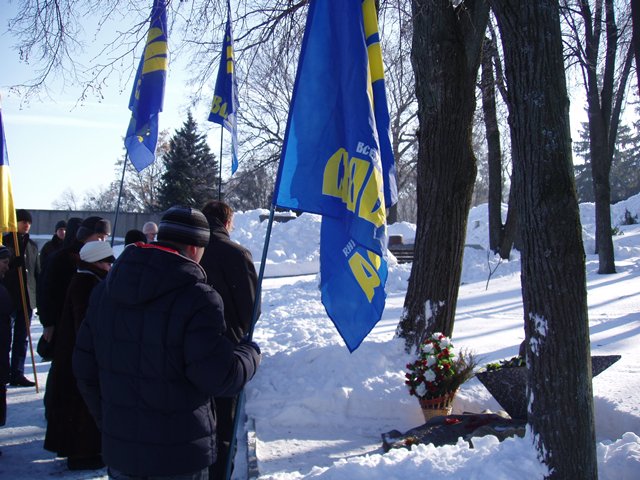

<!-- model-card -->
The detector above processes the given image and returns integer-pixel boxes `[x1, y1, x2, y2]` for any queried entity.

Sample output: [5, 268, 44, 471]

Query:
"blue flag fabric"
[208, 8, 239, 174]
[273, 0, 397, 352]
[0, 104, 17, 233]
[124, 0, 168, 172]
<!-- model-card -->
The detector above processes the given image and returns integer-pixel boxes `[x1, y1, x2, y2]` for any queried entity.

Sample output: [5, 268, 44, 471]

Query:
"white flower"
[432, 332, 444, 341]
[424, 370, 436, 382]
[440, 337, 452, 348]
[426, 356, 437, 367]
[416, 383, 427, 397]
[422, 343, 435, 354]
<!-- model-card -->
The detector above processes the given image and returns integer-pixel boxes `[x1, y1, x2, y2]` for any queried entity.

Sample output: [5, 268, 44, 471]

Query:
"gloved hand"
[10, 256, 24, 268]
[240, 336, 261, 356]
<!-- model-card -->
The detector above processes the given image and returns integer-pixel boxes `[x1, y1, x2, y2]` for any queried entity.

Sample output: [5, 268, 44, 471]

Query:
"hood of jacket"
[105, 243, 207, 306]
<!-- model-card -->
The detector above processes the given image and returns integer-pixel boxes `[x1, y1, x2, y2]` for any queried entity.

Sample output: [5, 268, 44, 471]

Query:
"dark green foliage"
[484, 355, 525, 372]
[158, 111, 219, 210]
[574, 121, 640, 203]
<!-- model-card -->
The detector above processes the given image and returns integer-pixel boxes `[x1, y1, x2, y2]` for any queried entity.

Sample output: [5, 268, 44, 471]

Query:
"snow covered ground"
[1, 194, 640, 479]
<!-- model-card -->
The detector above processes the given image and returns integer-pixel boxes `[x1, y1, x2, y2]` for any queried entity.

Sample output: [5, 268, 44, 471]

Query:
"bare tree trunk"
[387, 204, 398, 224]
[574, 0, 634, 274]
[633, 0, 640, 98]
[498, 180, 519, 258]
[481, 37, 504, 254]
[490, 1, 597, 478]
[396, 0, 489, 351]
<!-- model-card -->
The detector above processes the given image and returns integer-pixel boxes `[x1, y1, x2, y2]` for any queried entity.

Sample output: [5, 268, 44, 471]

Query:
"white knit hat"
[80, 241, 116, 263]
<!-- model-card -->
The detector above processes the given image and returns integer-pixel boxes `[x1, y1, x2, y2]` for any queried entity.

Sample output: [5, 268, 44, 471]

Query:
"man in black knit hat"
[39, 220, 67, 269]
[2, 209, 40, 387]
[73, 206, 261, 480]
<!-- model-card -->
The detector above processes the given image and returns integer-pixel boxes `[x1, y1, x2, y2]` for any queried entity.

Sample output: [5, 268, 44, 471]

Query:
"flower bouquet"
[405, 332, 476, 421]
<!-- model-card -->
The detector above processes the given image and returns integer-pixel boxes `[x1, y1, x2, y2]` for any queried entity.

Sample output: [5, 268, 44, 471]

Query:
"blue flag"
[273, 0, 397, 352]
[124, 0, 168, 172]
[0, 102, 17, 233]
[208, 6, 239, 174]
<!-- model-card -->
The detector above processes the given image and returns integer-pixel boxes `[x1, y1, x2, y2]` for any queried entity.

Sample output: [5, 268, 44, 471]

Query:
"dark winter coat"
[39, 234, 64, 269]
[44, 260, 106, 458]
[0, 283, 13, 426]
[37, 240, 82, 329]
[2, 232, 40, 311]
[199, 219, 260, 343]
[73, 243, 261, 477]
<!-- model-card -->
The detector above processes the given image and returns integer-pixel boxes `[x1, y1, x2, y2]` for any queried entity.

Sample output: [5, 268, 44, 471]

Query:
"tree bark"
[396, 0, 489, 351]
[633, 0, 640, 99]
[498, 180, 519, 258]
[576, 0, 633, 274]
[585, 1, 616, 272]
[490, 1, 597, 478]
[481, 37, 504, 254]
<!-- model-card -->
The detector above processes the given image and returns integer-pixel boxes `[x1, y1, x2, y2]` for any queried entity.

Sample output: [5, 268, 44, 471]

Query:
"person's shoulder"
[2, 233, 14, 248]
[218, 234, 252, 257]
[228, 240, 254, 263]
[181, 276, 224, 312]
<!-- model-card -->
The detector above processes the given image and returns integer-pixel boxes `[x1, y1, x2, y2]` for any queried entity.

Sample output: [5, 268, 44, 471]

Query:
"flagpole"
[12, 231, 39, 393]
[225, 203, 276, 480]
[218, 127, 224, 201]
[111, 154, 129, 247]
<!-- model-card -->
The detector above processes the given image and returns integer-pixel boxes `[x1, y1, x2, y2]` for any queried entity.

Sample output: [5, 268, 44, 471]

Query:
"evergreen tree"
[573, 121, 594, 203]
[158, 111, 219, 210]
[610, 122, 640, 203]
[574, 120, 640, 203]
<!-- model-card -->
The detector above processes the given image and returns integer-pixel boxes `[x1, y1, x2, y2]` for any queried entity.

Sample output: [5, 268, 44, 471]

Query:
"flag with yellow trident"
[273, 0, 397, 351]
[125, 0, 168, 172]
[209, 1, 239, 174]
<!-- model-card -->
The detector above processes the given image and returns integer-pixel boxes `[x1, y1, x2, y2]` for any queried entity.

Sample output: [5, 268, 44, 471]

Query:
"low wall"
[25, 210, 163, 241]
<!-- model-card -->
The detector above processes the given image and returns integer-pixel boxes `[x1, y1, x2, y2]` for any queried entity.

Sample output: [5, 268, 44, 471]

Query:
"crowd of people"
[0, 202, 262, 480]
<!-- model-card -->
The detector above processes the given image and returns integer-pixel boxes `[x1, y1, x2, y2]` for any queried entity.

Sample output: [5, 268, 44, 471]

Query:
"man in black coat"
[73, 206, 261, 479]
[0, 245, 14, 427]
[2, 209, 40, 387]
[200, 200, 260, 480]
[39, 220, 67, 269]
[38, 216, 109, 347]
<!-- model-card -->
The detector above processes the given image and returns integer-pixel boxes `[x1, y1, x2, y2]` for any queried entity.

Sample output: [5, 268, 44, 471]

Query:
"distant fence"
[27, 210, 163, 241]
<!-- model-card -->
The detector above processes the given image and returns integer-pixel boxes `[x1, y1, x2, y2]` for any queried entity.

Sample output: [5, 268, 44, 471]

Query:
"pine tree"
[573, 121, 594, 203]
[574, 120, 640, 204]
[158, 111, 218, 210]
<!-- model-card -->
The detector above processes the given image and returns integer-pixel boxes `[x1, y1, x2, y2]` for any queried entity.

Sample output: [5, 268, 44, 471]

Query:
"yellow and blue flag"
[0, 101, 17, 235]
[273, 0, 397, 351]
[125, 0, 168, 172]
[208, 4, 239, 174]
